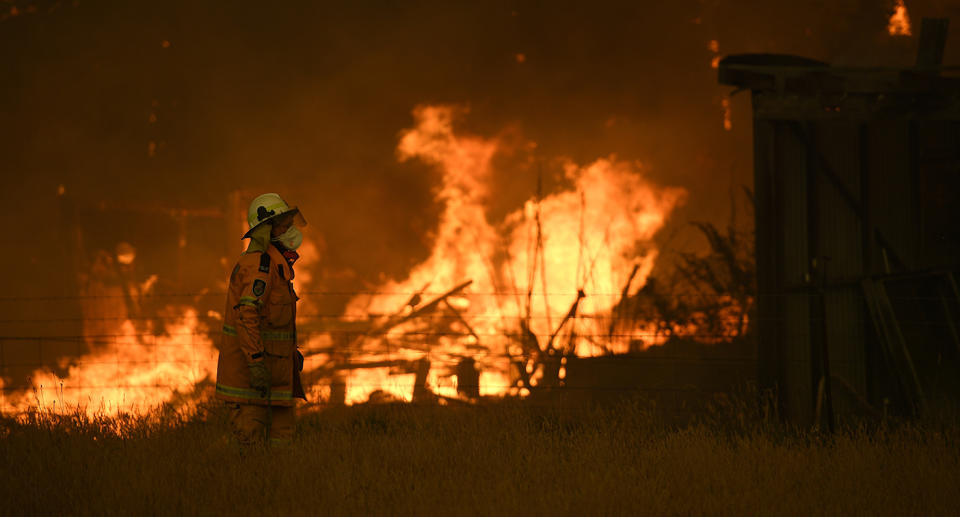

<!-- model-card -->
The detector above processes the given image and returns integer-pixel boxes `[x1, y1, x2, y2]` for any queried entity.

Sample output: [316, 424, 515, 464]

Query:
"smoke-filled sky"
[2, 0, 958, 305]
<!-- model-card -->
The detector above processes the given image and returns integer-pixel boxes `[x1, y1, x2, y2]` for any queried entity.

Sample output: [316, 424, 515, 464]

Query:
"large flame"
[3, 307, 216, 417]
[1, 105, 689, 413]
[319, 105, 686, 404]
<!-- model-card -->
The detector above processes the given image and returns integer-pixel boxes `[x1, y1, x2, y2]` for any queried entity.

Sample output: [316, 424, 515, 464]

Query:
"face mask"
[272, 226, 303, 250]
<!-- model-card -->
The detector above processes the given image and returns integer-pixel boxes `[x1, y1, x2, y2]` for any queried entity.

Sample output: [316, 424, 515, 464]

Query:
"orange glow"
[515, 53, 526, 63]
[888, 0, 911, 36]
[722, 98, 732, 131]
[317, 105, 687, 403]
[708, 40, 719, 53]
[711, 56, 721, 69]
[4, 307, 216, 417]
[4, 105, 697, 413]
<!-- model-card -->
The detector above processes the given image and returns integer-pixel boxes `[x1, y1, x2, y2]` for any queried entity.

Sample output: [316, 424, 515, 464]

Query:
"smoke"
[2, 0, 959, 306]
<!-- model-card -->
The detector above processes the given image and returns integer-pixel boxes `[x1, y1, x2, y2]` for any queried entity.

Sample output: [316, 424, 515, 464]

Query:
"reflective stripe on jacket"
[215, 244, 305, 406]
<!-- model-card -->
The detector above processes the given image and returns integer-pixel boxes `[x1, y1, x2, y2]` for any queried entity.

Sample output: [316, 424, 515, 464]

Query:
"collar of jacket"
[244, 223, 272, 254]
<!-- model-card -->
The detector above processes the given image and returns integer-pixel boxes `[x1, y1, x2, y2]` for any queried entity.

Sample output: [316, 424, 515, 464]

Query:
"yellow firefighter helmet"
[243, 193, 306, 238]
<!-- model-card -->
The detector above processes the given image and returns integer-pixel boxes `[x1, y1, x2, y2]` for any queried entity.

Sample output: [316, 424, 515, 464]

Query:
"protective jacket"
[216, 239, 305, 406]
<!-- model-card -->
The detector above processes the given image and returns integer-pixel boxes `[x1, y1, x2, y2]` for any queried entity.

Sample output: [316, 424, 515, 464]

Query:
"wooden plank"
[545, 289, 585, 353]
[861, 278, 926, 413]
[333, 359, 416, 371]
[368, 280, 474, 337]
[722, 62, 960, 96]
[916, 18, 950, 69]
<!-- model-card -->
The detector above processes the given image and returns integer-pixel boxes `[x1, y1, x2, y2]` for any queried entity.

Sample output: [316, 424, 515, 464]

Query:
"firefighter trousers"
[229, 403, 295, 447]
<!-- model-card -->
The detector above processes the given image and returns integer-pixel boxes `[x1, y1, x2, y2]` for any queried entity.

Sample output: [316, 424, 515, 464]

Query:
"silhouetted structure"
[721, 19, 960, 425]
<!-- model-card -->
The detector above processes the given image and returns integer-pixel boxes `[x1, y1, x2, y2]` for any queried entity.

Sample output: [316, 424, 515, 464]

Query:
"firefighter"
[216, 193, 307, 447]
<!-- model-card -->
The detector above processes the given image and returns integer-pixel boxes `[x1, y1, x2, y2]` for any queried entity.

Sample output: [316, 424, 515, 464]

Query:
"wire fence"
[0, 290, 953, 302]
[1, 284, 953, 414]
[0, 323, 757, 414]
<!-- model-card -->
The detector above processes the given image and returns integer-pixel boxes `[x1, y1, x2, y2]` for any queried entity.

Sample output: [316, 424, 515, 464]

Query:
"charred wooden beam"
[332, 359, 417, 371]
[546, 289, 586, 353]
[609, 264, 640, 340]
[368, 280, 474, 337]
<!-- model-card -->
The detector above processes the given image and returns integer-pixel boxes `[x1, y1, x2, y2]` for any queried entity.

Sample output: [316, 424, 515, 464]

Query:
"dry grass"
[1, 399, 958, 516]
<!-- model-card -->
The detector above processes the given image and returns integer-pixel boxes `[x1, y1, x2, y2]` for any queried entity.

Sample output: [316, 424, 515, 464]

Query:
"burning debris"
[4, 307, 216, 417]
[0, 103, 758, 416]
[302, 105, 689, 405]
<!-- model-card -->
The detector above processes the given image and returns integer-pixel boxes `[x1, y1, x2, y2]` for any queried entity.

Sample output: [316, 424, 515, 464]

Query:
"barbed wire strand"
[0, 290, 952, 302]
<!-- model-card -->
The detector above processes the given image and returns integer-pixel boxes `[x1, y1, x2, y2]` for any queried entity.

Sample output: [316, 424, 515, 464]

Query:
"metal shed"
[719, 19, 960, 425]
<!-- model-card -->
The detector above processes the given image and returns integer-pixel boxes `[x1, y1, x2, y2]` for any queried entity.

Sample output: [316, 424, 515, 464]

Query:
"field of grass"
[1, 398, 958, 516]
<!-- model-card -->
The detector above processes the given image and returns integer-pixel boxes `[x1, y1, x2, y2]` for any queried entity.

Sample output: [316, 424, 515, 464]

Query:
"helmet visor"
[279, 207, 307, 228]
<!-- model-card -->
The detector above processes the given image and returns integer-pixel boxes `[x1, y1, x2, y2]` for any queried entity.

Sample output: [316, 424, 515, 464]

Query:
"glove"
[295, 350, 304, 372]
[248, 360, 271, 398]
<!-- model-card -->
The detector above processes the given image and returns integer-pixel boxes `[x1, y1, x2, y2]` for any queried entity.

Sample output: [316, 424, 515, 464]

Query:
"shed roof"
[718, 54, 960, 120]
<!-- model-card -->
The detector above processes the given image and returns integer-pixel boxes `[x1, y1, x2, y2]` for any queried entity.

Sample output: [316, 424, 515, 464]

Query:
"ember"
[888, 0, 912, 36]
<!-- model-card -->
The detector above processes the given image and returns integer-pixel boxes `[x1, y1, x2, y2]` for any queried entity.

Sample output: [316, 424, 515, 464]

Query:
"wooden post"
[412, 358, 432, 403]
[916, 18, 949, 70]
[815, 258, 835, 433]
[456, 357, 480, 399]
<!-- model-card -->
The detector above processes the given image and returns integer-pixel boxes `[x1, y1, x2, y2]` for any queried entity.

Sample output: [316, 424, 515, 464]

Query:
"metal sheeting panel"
[774, 120, 813, 423]
[753, 117, 782, 395]
[867, 121, 917, 272]
[812, 122, 867, 415]
[915, 122, 960, 267]
[726, 53, 960, 422]
[823, 291, 867, 414]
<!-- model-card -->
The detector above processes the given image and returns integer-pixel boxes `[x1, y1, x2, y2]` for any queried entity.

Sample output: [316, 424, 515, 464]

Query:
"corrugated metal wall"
[754, 102, 959, 423]
[812, 122, 866, 418]
[776, 119, 813, 423]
